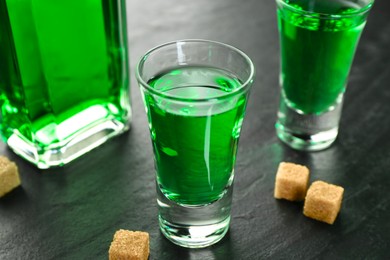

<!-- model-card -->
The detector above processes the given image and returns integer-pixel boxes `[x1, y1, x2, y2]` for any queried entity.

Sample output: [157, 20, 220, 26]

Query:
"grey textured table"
[1, 0, 390, 259]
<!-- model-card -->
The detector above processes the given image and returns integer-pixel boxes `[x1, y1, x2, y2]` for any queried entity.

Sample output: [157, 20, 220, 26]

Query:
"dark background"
[1, 0, 390, 259]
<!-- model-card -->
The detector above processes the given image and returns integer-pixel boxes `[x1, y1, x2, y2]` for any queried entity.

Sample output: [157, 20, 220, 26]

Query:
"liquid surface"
[0, 0, 130, 147]
[145, 67, 247, 205]
[278, 0, 369, 114]
[284, 0, 368, 15]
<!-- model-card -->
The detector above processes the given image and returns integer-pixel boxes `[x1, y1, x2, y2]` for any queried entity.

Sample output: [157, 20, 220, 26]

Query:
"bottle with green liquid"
[0, 0, 131, 168]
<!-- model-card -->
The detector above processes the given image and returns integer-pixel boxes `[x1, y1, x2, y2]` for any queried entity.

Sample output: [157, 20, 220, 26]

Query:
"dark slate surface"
[1, 0, 389, 259]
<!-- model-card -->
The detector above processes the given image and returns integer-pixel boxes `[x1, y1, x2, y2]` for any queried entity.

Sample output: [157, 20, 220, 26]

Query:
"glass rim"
[135, 39, 255, 103]
[275, 0, 374, 19]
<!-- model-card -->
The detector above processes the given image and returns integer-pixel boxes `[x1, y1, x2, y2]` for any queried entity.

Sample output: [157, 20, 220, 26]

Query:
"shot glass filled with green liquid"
[136, 40, 254, 248]
[275, 0, 374, 151]
[0, 0, 131, 168]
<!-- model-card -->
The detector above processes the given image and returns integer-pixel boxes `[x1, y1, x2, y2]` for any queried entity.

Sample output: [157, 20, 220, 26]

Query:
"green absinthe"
[146, 66, 248, 206]
[278, 0, 369, 114]
[0, 0, 130, 163]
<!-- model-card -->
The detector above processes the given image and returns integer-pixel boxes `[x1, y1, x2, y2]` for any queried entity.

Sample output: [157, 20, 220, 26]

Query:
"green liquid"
[278, 0, 369, 114]
[0, 1, 130, 148]
[145, 67, 248, 206]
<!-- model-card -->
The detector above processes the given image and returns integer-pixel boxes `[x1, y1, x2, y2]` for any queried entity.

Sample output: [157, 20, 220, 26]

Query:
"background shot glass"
[136, 40, 255, 248]
[275, 0, 374, 151]
[0, 0, 131, 168]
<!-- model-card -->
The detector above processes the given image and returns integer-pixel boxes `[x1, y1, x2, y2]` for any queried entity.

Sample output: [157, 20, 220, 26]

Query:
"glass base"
[276, 125, 338, 151]
[6, 110, 131, 169]
[157, 182, 232, 248]
[276, 95, 342, 151]
[159, 215, 230, 249]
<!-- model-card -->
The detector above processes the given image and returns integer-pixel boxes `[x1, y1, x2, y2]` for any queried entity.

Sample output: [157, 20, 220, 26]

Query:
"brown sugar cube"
[0, 156, 21, 198]
[109, 229, 149, 260]
[274, 162, 310, 201]
[303, 181, 344, 224]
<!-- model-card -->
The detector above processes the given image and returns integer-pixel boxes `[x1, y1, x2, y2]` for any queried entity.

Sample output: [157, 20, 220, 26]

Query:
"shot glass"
[275, 0, 374, 151]
[136, 40, 255, 248]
